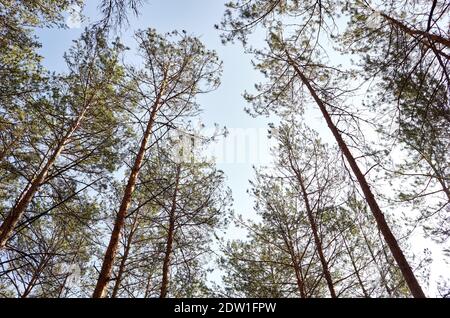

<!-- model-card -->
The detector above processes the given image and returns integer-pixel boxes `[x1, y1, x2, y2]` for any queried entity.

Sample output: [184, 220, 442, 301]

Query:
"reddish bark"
[0, 104, 91, 249]
[160, 165, 181, 298]
[111, 212, 140, 298]
[286, 52, 425, 298]
[93, 81, 167, 298]
[288, 157, 337, 298]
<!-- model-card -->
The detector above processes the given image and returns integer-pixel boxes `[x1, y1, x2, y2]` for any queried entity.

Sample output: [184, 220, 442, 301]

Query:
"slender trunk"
[342, 233, 370, 298]
[291, 163, 336, 298]
[280, 223, 305, 297]
[144, 273, 153, 298]
[160, 165, 181, 298]
[379, 12, 450, 49]
[288, 242, 306, 298]
[0, 105, 90, 249]
[111, 212, 139, 298]
[21, 270, 40, 298]
[21, 255, 50, 298]
[268, 201, 306, 297]
[93, 82, 167, 298]
[286, 53, 425, 298]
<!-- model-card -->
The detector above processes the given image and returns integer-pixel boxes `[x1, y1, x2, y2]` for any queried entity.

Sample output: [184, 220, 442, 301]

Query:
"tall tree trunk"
[267, 201, 306, 297]
[0, 105, 91, 249]
[111, 212, 139, 298]
[160, 165, 181, 298]
[286, 52, 426, 298]
[289, 159, 337, 298]
[21, 269, 41, 298]
[21, 254, 51, 298]
[287, 240, 306, 298]
[93, 81, 167, 298]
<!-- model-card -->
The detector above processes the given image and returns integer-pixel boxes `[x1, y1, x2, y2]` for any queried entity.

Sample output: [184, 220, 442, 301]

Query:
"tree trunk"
[267, 201, 306, 297]
[288, 241, 306, 298]
[93, 82, 166, 298]
[21, 254, 51, 298]
[21, 269, 40, 298]
[160, 165, 181, 298]
[111, 212, 139, 298]
[286, 53, 426, 298]
[0, 105, 90, 249]
[290, 160, 337, 298]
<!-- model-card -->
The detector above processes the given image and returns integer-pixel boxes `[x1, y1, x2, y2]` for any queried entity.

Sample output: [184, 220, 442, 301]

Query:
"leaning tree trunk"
[275, 213, 306, 298]
[286, 52, 426, 298]
[160, 165, 181, 298]
[0, 104, 91, 249]
[21, 254, 51, 298]
[93, 82, 167, 298]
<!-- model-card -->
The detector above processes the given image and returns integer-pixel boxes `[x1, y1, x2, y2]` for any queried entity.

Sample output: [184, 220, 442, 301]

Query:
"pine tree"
[93, 29, 222, 297]
[218, 0, 427, 297]
[0, 28, 129, 249]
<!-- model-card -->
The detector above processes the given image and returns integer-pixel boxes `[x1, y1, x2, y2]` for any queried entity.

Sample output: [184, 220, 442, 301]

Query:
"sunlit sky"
[34, 0, 448, 296]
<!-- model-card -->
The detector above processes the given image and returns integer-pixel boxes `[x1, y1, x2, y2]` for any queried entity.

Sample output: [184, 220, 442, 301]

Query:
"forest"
[0, 0, 449, 298]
